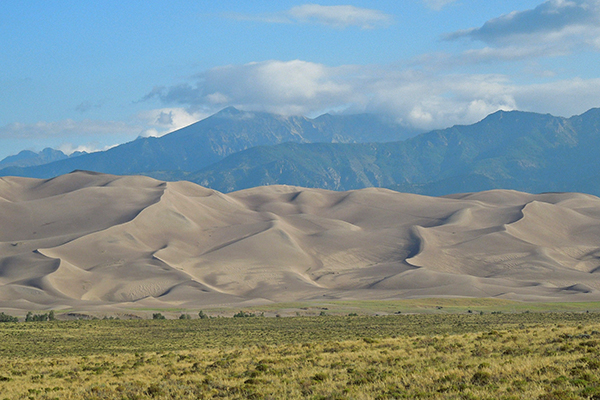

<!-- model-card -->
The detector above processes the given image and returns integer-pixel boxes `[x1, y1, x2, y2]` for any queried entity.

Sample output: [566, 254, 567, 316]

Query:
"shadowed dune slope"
[2, 171, 600, 311]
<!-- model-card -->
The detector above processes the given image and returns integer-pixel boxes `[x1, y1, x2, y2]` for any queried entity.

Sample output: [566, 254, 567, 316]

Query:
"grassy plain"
[1, 309, 600, 399]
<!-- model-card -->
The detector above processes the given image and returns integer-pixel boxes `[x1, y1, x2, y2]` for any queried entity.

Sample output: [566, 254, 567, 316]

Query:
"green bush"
[152, 313, 166, 320]
[25, 312, 50, 322]
[233, 311, 256, 318]
[0, 312, 18, 323]
[198, 310, 209, 319]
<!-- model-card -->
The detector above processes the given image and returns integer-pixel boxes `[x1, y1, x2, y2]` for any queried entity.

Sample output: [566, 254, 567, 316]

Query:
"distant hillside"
[0, 107, 415, 179]
[0, 148, 85, 168]
[179, 108, 600, 196]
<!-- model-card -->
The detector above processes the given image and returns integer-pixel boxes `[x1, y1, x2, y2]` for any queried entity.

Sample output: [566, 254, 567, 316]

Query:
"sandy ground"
[2, 170, 600, 312]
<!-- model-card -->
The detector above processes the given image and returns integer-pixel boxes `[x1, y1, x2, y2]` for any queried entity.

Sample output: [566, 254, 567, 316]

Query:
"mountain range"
[188, 108, 600, 195]
[2, 106, 600, 196]
[0, 148, 86, 169]
[0, 107, 415, 179]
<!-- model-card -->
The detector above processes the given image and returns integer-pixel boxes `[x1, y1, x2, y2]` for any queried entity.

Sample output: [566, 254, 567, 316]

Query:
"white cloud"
[229, 4, 392, 29]
[143, 60, 518, 130]
[0, 119, 139, 139]
[287, 4, 392, 28]
[446, 0, 600, 61]
[422, 0, 458, 11]
[512, 77, 600, 117]
[56, 142, 116, 155]
[357, 70, 518, 128]
[145, 60, 355, 118]
[136, 108, 210, 138]
[0, 108, 210, 156]
[144, 59, 600, 130]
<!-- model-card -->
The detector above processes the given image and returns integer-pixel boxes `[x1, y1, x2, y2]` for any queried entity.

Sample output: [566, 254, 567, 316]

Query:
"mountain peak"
[214, 106, 243, 116]
[0, 148, 68, 169]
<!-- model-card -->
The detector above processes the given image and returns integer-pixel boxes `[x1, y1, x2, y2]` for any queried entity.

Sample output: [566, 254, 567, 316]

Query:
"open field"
[2, 311, 600, 399]
[171, 298, 600, 318]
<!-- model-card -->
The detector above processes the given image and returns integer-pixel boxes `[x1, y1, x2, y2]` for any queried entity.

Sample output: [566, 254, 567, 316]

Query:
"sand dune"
[2, 171, 600, 311]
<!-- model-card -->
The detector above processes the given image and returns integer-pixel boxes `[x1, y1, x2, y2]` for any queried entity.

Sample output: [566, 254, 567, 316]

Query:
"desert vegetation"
[0, 311, 600, 399]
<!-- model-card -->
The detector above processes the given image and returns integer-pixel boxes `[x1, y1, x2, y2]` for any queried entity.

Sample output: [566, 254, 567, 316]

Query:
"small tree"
[198, 310, 208, 319]
[25, 312, 33, 322]
[0, 312, 18, 323]
[33, 313, 48, 322]
[152, 313, 166, 320]
[233, 310, 256, 318]
[48, 310, 56, 321]
[179, 314, 191, 320]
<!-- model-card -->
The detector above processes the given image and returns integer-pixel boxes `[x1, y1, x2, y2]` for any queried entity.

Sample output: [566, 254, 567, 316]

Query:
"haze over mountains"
[2, 171, 600, 312]
[2, 106, 600, 197]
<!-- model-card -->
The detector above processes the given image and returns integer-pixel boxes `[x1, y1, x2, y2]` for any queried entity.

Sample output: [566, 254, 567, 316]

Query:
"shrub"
[0, 312, 18, 323]
[312, 372, 328, 382]
[152, 313, 166, 320]
[146, 383, 163, 397]
[25, 312, 50, 322]
[198, 310, 209, 319]
[233, 311, 256, 318]
[179, 314, 191, 320]
[471, 371, 491, 385]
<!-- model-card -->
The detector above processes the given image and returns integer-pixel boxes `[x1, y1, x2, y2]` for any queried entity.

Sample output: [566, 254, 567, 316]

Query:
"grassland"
[124, 298, 600, 319]
[1, 310, 600, 399]
[193, 298, 600, 317]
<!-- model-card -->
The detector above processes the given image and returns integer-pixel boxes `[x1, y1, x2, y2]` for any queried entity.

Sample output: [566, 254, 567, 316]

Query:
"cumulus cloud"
[143, 60, 517, 130]
[144, 60, 355, 118]
[446, 0, 600, 60]
[229, 4, 392, 29]
[143, 59, 600, 130]
[422, 0, 458, 11]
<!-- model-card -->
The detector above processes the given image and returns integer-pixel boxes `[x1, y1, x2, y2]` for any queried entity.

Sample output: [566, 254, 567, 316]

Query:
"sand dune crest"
[1, 171, 600, 311]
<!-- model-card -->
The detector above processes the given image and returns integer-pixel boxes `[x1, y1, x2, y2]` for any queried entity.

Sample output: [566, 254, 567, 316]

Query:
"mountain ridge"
[2, 107, 600, 196]
[181, 107, 600, 195]
[0, 148, 86, 169]
[0, 107, 416, 179]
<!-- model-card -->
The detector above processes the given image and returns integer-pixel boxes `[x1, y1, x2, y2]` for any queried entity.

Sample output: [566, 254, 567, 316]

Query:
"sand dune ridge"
[2, 171, 600, 311]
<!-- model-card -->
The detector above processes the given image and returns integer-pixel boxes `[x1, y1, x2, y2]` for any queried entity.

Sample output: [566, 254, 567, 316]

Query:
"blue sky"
[1, 0, 600, 159]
